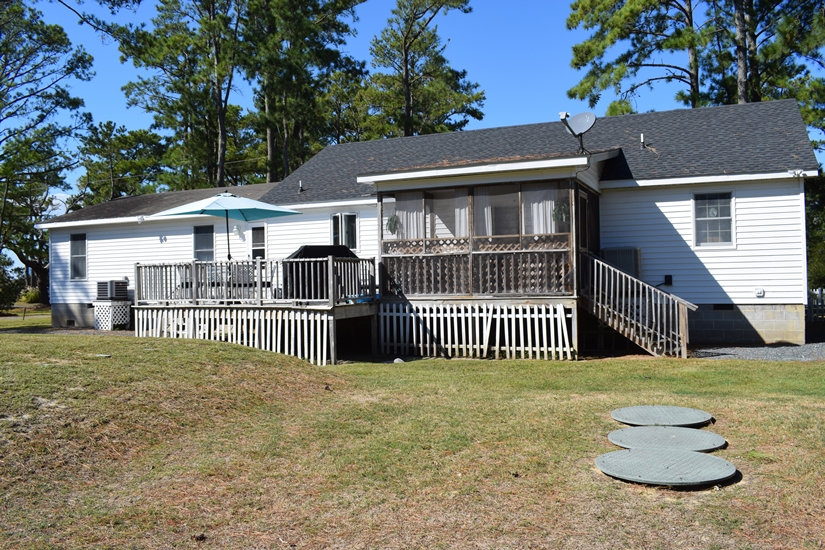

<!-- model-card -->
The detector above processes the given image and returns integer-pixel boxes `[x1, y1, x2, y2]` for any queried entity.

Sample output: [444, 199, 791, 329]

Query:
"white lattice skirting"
[93, 301, 132, 330]
[379, 301, 575, 360]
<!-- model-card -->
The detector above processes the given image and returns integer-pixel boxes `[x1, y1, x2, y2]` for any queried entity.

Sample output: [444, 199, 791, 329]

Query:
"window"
[70, 234, 86, 280]
[194, 225, 214, 261]
[251, 227, 265, 259]
[695, 193, 732, 246]
[332, 213, 357, 249]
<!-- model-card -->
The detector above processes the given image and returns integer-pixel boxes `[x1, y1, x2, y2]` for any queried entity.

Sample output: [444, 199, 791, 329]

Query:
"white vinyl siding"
[600, 180, 806, 304]
[48, 204, 380, 305]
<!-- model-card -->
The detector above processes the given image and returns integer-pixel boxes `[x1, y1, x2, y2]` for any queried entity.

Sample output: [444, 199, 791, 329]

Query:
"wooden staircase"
[579, 253, 697, 358]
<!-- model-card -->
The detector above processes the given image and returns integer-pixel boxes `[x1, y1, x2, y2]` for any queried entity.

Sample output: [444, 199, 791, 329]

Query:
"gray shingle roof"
[262, 99, 816, 207]
[43, 181, 279, 225]
[47, 100, 817, 224]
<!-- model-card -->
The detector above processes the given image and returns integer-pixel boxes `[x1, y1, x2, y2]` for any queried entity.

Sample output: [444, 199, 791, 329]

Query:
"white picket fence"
[134, 305, 333, 365]
[809, 288, 825, 322]
[379, 301, 574, 360]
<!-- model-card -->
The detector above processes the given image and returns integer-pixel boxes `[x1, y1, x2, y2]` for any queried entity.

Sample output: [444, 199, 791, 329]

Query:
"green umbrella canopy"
[152, 192, 301, 260]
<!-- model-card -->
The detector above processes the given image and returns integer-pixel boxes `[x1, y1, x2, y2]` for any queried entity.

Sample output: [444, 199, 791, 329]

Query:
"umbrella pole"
[225, 210, 232, 260]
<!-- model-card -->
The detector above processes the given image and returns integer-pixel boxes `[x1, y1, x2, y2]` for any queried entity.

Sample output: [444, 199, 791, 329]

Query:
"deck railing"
[579, 252, 697, 357]
[135, 257, 376, 306]
[382, 249, 572, 297]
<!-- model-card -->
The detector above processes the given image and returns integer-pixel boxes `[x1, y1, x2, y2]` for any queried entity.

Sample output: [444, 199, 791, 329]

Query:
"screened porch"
[379, 179, 589, 297]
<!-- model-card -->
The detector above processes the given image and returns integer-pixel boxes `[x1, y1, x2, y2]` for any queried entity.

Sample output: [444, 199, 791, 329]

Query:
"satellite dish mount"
[559, 111, 597, 155]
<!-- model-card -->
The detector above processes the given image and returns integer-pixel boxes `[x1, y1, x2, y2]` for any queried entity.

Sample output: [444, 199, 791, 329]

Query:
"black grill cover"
[286, 245, 358, 259]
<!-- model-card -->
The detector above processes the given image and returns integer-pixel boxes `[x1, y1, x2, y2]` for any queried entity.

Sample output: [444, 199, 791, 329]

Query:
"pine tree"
[367, 0, 485, 137]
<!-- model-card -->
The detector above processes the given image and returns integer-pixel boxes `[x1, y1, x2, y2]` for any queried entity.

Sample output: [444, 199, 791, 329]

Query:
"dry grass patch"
[1, 337, 824, 548]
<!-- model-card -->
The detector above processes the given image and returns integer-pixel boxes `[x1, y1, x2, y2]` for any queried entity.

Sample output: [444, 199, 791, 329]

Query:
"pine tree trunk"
[264, 82, 277, 183]
[745, 0, 761, 102]
[282, 96, 290, 178]
[403, 44, 412, 137]
[734, 0, 749, 103]
[686, 0, 700, 108]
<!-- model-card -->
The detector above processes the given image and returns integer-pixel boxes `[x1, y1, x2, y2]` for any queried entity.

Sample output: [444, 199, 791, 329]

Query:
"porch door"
[577, 191, 589, 254]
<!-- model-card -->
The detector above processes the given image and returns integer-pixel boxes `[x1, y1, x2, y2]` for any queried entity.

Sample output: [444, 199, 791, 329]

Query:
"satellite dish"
[561, 112, 597, 136]
[559, 111, 597, 153]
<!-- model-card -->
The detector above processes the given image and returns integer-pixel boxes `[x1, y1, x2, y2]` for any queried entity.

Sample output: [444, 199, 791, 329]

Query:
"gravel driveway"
[691, 342, 825, 361]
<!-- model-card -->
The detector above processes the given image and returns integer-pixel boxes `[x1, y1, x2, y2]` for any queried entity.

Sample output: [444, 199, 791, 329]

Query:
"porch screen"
[522, 183, 570, 235]
[394, 192, 424, 239]
[426, 189, 468, 238]
[473, 185, 518, 236]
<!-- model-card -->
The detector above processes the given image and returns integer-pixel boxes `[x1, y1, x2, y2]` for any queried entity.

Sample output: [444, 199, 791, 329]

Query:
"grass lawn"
[1, 331, 823, 549]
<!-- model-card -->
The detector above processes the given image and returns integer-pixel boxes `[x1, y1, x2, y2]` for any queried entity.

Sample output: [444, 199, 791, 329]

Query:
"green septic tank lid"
[608, 426, 727, 452]
[596, 448, 737, 487]
[611, 405, 712, 427]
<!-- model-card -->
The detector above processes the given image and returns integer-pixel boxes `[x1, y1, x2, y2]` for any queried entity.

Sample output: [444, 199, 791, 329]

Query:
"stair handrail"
[579, 252, 697, 358]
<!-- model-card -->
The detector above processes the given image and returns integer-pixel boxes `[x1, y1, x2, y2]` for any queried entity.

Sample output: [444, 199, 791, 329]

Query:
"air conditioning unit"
[600, 248, 642, 278]
[97, 280, 129, 300]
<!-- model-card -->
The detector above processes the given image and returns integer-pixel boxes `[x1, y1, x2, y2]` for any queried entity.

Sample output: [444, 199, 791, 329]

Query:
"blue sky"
[36, 0, 825, 155]
[39, 0, 692, 139]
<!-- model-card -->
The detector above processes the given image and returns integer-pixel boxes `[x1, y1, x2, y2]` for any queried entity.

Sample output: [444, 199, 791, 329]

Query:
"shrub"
[0, 254, 25, 311]
[20, 286, 40, 304]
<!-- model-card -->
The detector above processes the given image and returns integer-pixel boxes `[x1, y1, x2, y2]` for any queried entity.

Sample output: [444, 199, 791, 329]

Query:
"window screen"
[70, 234, 86, 280]
[194, 225, 214, 261]
[695, 193, 732, 245]
[251, 227, 265, 259]
[332, 213, 357, 249]
[473, 185, 519, 236]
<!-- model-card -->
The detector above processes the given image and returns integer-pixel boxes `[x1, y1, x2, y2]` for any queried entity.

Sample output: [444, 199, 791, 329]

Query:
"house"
[38, 99, 819, 362]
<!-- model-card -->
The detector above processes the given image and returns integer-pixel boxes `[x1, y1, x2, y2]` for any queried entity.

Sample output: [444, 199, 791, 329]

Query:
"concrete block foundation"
[689, 304, 804, 346]
[51, 303, 95, 328]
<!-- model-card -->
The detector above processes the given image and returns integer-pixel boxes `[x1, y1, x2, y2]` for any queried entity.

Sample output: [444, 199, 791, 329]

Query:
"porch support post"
[377, 194, 384, 297]
[256, 258, 262, 307]
[371, 313, 378, 355]
[134, 263, 141, 305]
[328, 315, 337, 365]
[191, 260, 198, 304]
[328, 255, 335, 307]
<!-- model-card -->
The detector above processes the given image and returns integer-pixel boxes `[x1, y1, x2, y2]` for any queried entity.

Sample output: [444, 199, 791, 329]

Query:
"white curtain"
[454, 189, 468, 237]
[523, 185, 555, 234]
[473, 187, 492, 236]
[395, 192, 423, 239]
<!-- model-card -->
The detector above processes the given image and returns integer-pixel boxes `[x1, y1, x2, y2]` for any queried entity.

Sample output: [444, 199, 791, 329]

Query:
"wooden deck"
[133, 257, 377, 365]
[135, 257, 376, 306]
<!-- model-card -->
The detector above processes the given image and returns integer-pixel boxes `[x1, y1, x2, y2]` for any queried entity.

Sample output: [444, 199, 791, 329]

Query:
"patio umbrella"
[153, 192, 301, 260]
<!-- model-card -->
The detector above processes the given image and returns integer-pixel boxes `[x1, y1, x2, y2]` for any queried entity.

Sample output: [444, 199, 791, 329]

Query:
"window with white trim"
[332, 213, 357, 249]
[695, 193, 732, 246]
[194, 225, 214, 261]
[70, 233, 86, 280]
[251, 227, 265, 259]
